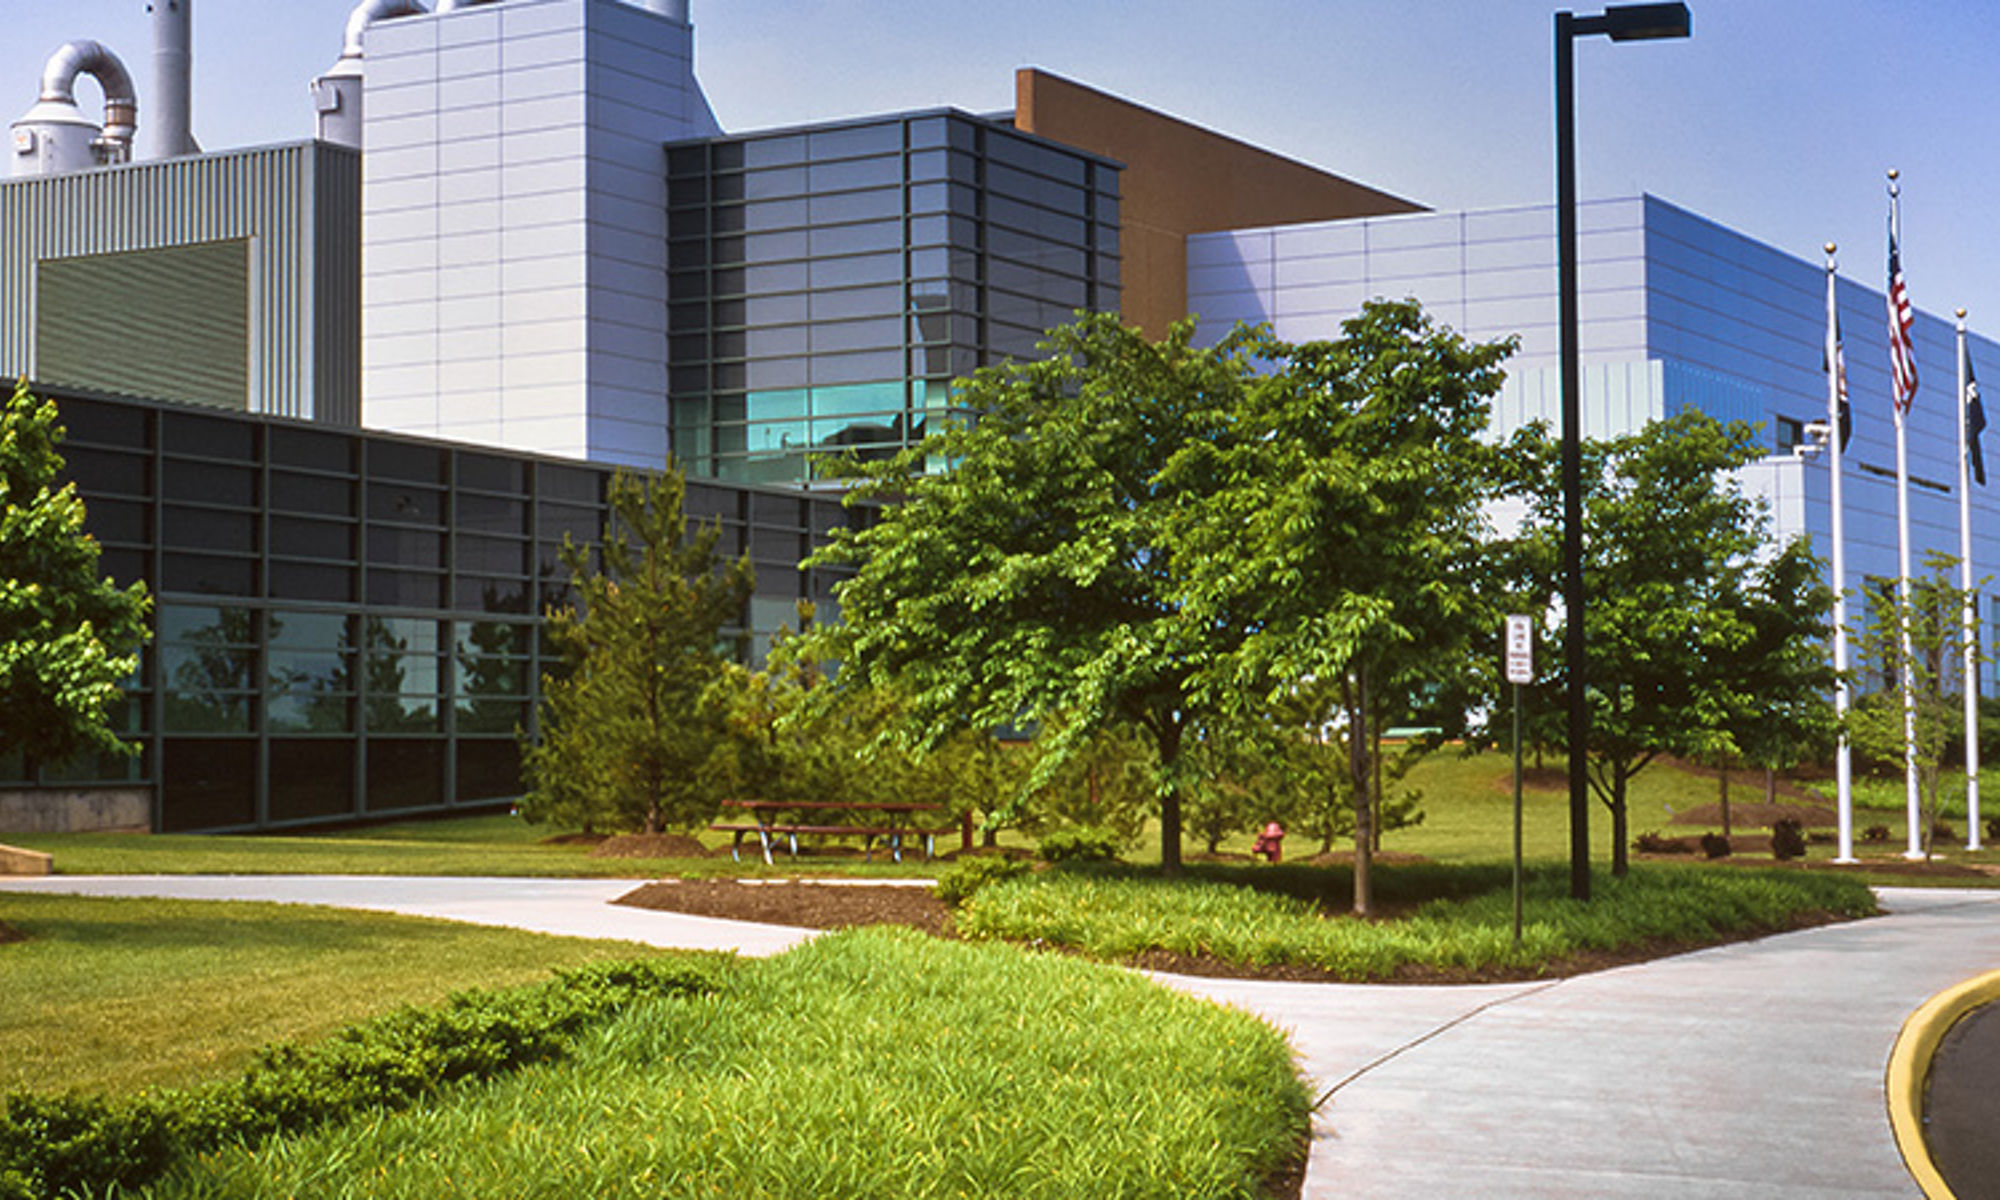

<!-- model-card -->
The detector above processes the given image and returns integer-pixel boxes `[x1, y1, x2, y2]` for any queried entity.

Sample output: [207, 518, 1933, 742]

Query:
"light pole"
[1555, 3, 1691, 902]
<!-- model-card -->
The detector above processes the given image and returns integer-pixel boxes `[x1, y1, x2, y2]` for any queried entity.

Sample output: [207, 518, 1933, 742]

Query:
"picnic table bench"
[710, 799, 951, 865]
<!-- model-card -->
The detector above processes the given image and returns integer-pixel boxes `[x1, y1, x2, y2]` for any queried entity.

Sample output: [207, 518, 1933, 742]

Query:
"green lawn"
[145, 927, 1307, 1200]
[6, 814, 950, 879]
[0, 893, 673, 1095]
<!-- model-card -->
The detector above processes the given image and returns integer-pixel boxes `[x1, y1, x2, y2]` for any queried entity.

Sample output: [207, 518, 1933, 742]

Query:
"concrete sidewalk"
[5, 876, 1994, 1196]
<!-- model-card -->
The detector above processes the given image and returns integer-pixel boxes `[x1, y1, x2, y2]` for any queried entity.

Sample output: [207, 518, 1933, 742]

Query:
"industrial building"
[0, 0, 1406, 832]
[5, 1, 1989, 835]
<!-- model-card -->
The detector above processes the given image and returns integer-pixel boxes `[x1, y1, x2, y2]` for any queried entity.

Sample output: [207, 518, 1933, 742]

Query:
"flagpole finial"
[1958, 308, 1968, 320]
[1825, 241, 1837, 255]
[1888, 167, 1900, 181]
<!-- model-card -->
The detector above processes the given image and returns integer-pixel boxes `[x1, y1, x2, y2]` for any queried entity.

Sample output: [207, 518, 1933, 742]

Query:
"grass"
[0, 893, 677, 1095]
[5, 813, 950, 879]
[145, 927, 1309, 1200]
[953, 863, 1879, 980]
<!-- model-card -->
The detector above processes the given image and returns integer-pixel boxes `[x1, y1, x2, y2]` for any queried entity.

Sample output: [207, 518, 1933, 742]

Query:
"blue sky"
[9, 0, 2000, 355]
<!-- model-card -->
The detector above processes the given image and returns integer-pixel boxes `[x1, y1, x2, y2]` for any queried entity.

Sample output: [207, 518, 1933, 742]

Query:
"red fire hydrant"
[1252, 821, 1284, 864]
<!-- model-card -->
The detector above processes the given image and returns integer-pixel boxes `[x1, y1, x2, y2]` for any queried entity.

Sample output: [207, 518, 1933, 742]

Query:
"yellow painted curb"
[1885, 969, 2000, 1200]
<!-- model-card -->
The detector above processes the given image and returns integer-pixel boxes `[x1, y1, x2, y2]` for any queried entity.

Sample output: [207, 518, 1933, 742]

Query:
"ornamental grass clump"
[146, 928, 1309, 1200]
[953, 864, 1876, 980]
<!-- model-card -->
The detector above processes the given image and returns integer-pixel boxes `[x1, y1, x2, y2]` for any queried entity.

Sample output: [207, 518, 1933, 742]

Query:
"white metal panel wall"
[0, 141, 360, 423]
[362, 0, 717, 466]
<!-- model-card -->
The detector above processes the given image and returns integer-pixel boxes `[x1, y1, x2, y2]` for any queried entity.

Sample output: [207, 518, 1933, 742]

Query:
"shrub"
[1632, 831, 1686, 855]
[1770, 819, 1807, 861]
[1987, 816, 2000, 843]
[1037, 826, 1121, 865]
[1864, 823, 1891, 844]
[933, 856, 1032, 908]
[0, 958, 728, 1200]
[1699, 832, 1732, 859]
[1931, 821, 1957, 844]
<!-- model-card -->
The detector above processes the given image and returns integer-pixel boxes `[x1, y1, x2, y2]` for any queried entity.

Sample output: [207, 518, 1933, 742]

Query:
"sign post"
[1505, 615, 1535, 943]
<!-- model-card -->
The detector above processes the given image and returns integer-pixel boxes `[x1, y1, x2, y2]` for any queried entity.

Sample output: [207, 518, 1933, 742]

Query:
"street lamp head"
[1603, 2, 1692, 40]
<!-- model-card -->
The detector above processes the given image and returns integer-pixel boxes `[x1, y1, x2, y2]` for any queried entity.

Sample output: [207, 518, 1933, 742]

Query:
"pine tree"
[518, 462, 753, 834]
[0, 382, 151, 775]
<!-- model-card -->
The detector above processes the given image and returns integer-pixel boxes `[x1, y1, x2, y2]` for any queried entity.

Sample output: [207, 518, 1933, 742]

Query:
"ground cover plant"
[140, 927, 1308, 1200]
[0, 959, 727, 1200]
[0, 894, 678, 1096]
[949, 864, 1878, 980]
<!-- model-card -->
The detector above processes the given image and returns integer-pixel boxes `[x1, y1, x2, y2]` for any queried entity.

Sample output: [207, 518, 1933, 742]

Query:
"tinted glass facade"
[4, 387, 857, 833]
[665, 111, 1121, 484]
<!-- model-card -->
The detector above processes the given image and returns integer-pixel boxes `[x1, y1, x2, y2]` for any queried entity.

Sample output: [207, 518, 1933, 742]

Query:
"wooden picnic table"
[710, 799, 950, 865]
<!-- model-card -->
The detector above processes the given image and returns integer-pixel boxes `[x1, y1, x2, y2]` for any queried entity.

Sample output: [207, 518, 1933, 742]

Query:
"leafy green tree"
[1173, 301, 1518, 912]
[804, 314, 1270, 873]
[0, 382, 150, 774]
[808, 306, 1515, 891]
[1850, 551, 1981, 859]
[1511, 410, 1829, 875]
[519, 462, 753, 835]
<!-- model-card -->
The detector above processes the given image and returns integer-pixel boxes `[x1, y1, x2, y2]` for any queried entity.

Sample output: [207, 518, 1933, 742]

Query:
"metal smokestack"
[143, 0, 197, 159]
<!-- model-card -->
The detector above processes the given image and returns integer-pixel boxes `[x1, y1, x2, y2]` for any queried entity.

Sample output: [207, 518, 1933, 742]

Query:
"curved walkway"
[4, 876, 1995, 1197]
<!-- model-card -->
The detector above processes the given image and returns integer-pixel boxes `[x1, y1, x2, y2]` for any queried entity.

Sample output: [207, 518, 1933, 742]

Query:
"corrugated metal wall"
[0, 141, 360, 424]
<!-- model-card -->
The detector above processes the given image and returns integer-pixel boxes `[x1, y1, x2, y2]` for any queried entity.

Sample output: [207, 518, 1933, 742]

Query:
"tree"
[803, 314, 1269, 873]
[1173, 301, 1519, 912]
[518, 462, 753, 835]
[0, 382, 150, 774]
[806, 304, 1516, 896]
[1512, 411, 1830, 875]
[1850, 551, 1981, 859]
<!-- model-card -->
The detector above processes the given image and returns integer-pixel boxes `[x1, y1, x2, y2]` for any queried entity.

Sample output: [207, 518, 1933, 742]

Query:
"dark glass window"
[456, 739, 523, 802]
[743, 136, 806, 169]
[456, 535, 528, 575]
[161, 739, 256, 831]
[369, 526, 443, 567]
[268, 740, 356, 822]
[456, 453, 525, 493]
[455, 494, 527, 537]
[162, 552, 256, 597]
[539, 464, 600, 504]
[62, 397, 150, 448]
[269, 426, 355, 472]
[269, 516, 352, 560]
[536, 502, 600, 545]
[366, 570, 444, 609]
[369, 441, 446, 484]
[365, 739, 445, 812]
[84, 498, 148, 544]
[269, 561, 352, 603]
[163, 461, 255, 507]
[162, 412, 254, 460]
[271, 471, 354, 517]
[454, 575, 531, 614]
[369, 483, 444, 525]
[60, 447, 150, 497]
[164, 506, 256, 554]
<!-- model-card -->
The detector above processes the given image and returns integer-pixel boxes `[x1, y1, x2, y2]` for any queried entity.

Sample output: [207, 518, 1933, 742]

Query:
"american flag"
[1888, 228, 1919, 413]
[1967, 344, 1986, 485]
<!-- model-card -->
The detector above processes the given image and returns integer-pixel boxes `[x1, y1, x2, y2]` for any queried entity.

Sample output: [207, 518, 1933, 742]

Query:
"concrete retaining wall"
[0, 787, 151, 834]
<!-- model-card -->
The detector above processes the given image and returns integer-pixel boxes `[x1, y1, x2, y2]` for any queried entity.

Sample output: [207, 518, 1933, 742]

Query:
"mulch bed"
[1666, 801, 1838, 829]
[616, 879, 954, 937]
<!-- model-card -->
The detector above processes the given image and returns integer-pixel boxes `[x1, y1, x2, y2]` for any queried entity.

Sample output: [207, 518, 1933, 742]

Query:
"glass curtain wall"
[7, 389, 856, 833]
[666, 111, 1120, 485]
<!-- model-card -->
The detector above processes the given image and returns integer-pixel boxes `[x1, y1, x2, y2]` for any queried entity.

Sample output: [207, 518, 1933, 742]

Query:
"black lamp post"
[1554, 3, 1691, 902]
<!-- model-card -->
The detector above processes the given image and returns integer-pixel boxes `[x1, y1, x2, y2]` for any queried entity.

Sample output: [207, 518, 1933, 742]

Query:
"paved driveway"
[5, 876, 1993, 1197]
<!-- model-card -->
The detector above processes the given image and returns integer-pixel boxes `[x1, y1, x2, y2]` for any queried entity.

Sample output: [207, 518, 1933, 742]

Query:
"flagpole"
[1828, 245, 1856, 863]
[1959, 310, 1983, 852]
[1890, 170, 1923, 861]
